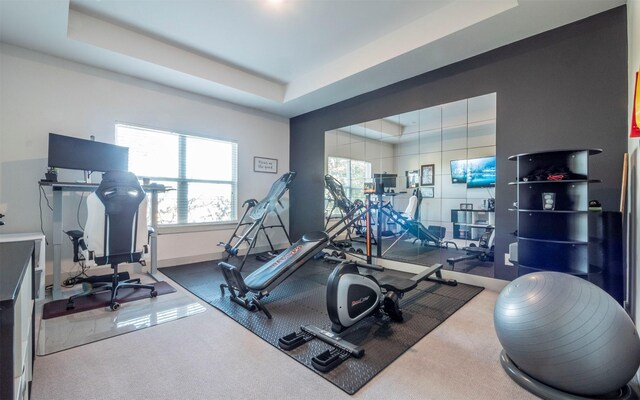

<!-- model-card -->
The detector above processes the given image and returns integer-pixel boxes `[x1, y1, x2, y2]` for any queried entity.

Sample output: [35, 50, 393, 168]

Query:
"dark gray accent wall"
[290, 6, 628, 281]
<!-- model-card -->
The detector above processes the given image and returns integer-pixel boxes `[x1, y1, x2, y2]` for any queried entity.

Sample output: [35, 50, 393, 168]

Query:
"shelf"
[514, 209, 588, 213]
[518, 237, 588, 245]
[453, 223, 492, 228]
[451, 209, 495, 240]
[450, 209, 495, 212]
[508, 179, 600, 185]
[508, 149, 602, 160]
[517, 264, 589, 277]
[518, 212, 587, 242]
[509, 149, 597, 276]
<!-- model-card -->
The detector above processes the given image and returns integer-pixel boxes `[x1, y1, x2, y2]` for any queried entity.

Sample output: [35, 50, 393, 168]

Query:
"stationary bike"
[279, 258, 457, 372]
[326, 259, 457, 333]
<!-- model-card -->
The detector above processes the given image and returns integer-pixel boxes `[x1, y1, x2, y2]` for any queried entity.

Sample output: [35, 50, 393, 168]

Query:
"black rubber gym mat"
[160, 257, 483, 394]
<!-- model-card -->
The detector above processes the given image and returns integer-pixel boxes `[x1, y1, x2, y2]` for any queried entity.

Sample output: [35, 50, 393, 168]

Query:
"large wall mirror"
[324, 93, 497, 278]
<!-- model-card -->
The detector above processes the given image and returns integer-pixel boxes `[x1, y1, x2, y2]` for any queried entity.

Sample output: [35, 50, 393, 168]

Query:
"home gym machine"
[219, 200, 372, 319]
[278, 258, 457, 372]
[446, 225, 495, 270]
[378, 202, 457, 249]
[219, 171, 295, 271]
[220, 231, 328, 318]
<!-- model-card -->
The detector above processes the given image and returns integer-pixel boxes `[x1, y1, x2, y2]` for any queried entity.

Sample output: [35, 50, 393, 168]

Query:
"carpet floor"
[160, 256, 483, 394]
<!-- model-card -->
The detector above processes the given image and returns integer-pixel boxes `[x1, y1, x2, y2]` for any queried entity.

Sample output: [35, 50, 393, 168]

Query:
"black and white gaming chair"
[66, 171, 156, 311]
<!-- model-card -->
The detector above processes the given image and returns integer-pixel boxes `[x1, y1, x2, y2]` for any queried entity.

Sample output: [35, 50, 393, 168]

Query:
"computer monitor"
[48, 133, 129, 172]
[466, 156, 496, 188]
[374, 173, 397, 190]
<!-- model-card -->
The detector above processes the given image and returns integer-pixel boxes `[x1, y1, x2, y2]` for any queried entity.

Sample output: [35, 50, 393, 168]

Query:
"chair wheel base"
[110, 302, 120, 311]
[151, 290, 158, 297]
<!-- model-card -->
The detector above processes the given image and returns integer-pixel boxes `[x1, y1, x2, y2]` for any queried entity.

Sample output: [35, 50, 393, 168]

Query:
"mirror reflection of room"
[324, 93, 496, 278]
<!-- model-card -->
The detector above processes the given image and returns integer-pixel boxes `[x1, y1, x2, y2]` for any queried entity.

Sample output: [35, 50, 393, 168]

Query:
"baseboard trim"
[157, 242, 290, 268]
[363, 256, 509, 293]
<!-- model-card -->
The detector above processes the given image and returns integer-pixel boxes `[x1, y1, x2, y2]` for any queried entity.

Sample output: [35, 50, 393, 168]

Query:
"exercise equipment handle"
[354, 260, 385, 272]
[324, 255, 349, 264]
[325, 255, 385, 272]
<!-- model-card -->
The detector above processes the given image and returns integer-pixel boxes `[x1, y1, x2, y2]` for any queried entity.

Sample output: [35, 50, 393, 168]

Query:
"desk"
[0, 233, 45, 301]
[39, 181, 168, 300]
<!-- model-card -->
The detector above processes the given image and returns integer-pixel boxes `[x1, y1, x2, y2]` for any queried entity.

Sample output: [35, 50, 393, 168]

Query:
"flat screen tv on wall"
[450, 159, 467, 183]
[466, 156, 496, 188]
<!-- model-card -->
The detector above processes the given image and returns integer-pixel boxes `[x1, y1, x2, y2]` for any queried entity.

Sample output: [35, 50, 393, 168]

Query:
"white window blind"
[116, 124, 237, 225]
[327, 156, 372, 202]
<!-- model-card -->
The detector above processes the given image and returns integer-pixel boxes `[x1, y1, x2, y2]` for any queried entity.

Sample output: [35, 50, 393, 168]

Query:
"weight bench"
[219, 231, 329, 318]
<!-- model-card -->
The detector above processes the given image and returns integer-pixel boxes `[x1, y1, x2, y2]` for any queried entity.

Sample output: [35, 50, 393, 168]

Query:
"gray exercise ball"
[494, 271, 640, 396]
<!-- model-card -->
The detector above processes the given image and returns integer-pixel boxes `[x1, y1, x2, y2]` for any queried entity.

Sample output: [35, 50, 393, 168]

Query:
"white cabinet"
[0, 233, 45, 301]
[0, 241, 35, 400]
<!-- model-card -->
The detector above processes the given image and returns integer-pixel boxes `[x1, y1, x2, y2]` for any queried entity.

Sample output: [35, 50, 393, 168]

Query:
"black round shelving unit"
[508, 149, 601, 277]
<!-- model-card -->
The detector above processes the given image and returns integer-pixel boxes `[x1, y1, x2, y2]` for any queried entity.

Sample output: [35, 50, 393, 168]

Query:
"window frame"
[326, 156, 372, 217]
[115, 123, 238, 231]
[327, 156, 372, 198]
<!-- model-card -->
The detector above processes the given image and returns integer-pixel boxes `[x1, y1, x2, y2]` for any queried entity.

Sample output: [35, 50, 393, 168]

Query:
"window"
[116, 124, 237, 225]
[327, 156, 371, 202]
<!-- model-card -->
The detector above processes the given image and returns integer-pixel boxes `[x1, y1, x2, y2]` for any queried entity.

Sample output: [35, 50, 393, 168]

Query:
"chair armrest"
[136, 245, 151, 266]
[82, 249, 97, 267]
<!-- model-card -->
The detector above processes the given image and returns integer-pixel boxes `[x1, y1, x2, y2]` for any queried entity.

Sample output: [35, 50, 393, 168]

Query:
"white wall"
[0, 44, 290, 277]
[628, 0, 640, 324]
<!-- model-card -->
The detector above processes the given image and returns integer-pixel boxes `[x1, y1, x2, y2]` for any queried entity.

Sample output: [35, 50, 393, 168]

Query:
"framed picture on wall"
[406, 170, 420, 188]
[421, 164, 435, 186]
[253, 156, 278, 173]
[421, 187, 434, 198]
